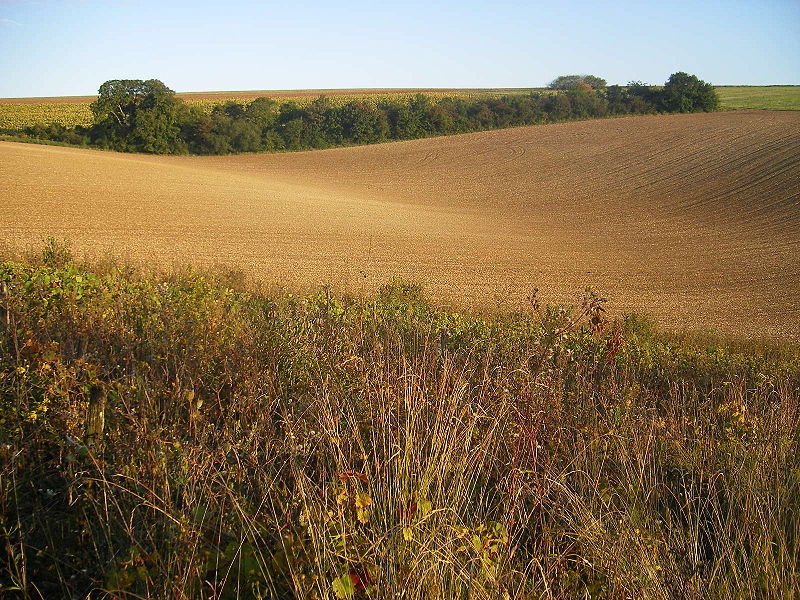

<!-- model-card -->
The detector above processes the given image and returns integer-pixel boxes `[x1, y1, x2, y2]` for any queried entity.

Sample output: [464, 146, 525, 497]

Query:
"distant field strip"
[0, 102, 93, 130]
[716, 86, 800, 110]
[0, 89, 531, 130]
[2, 86, 797, 130]
[2, 110, 798, 339]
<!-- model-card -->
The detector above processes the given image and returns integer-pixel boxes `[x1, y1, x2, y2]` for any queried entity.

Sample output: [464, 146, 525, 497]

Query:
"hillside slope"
[2, 110, 798, 338]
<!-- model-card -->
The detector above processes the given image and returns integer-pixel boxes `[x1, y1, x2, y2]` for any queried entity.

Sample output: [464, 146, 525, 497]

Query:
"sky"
[1, 0, 798, 97]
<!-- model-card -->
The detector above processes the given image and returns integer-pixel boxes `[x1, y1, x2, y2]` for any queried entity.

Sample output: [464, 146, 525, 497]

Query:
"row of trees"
[551, 72, 719, 113]
[25, 72, 719, 155]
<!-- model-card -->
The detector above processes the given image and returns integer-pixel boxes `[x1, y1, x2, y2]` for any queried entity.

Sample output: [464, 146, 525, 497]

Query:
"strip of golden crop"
[0, 89, 529, 130]
[0, 102, 94, 129]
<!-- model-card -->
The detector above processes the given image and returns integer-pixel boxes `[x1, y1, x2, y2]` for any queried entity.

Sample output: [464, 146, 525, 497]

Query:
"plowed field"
[2, 111, 798, 339]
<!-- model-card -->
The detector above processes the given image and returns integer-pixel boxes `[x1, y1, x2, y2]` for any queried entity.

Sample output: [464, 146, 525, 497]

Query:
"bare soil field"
[2, 111, 798, 339]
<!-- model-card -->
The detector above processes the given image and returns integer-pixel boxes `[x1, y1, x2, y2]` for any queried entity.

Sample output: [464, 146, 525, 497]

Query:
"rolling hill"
[2, 110, 798, 338]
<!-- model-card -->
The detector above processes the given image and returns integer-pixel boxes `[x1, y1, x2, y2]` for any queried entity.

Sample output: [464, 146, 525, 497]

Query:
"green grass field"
[716, 86, 800, 110]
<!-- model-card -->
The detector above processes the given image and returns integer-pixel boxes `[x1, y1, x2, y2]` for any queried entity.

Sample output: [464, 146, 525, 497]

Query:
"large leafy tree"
[661, 72, 719, 113]
[90, 79, 190, 153]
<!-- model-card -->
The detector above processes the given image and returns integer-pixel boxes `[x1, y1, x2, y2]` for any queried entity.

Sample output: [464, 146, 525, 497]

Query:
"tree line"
[24, 72, 719, 155]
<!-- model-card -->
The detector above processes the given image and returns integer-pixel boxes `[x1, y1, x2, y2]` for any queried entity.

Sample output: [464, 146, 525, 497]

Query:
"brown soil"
[2, 111, 798, 339]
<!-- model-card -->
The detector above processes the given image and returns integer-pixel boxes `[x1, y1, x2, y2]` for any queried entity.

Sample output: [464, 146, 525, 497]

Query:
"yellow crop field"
[2, 110, 798, 339]
[0, 102, 93, 129]
[0, 89, 525, 130]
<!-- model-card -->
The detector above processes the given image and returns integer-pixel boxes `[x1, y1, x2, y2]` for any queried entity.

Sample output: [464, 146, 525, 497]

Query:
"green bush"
[661, 72, 720, 113]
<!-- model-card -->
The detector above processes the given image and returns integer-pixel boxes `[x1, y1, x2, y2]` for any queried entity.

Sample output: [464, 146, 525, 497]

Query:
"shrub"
[661, 72, 720, 113]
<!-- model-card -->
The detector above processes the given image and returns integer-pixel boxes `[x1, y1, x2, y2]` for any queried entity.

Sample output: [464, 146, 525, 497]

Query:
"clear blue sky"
[1, 0, 798, 97]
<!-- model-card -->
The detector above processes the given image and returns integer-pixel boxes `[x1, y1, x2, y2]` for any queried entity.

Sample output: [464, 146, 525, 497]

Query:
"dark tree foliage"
[24, 123, 89, 146]
[661, 72, 719, 113]
[24, 73, 718, 155]
[566, 84, 609, 119]
[545, 93, 572, 121]
[245, 97, 280, 129]
[339, 102, 390, 144]
[303, 96, 334, 148]
[244, 98, 285, 150]
[605, 82, 660, 115]
[549, 74, 607, 91]
[90, 79, 190, 153]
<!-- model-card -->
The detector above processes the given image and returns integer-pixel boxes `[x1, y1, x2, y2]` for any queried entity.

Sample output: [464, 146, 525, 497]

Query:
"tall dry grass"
[1, 243, 798, 598]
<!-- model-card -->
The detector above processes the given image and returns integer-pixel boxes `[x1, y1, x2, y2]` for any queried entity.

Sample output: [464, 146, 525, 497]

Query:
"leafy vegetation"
[661, 72, 719, 113]
[0, 92, 525, 132]
[1, 243, 798, 598]
[548, 74, 608, 91]
[2, 72, 720, 155]
[5, 84, 797, 139]
[89, 79, 192, 154]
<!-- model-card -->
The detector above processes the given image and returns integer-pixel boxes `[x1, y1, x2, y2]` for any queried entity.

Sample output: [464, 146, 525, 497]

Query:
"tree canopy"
[90, 79, 190, 153]
[661, 72, 719, 113]
[549, 74, 607, 91]
[28, 72, 720, 155]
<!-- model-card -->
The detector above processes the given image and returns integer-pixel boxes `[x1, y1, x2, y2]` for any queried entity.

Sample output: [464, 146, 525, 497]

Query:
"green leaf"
[332, 572, 356, 599]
